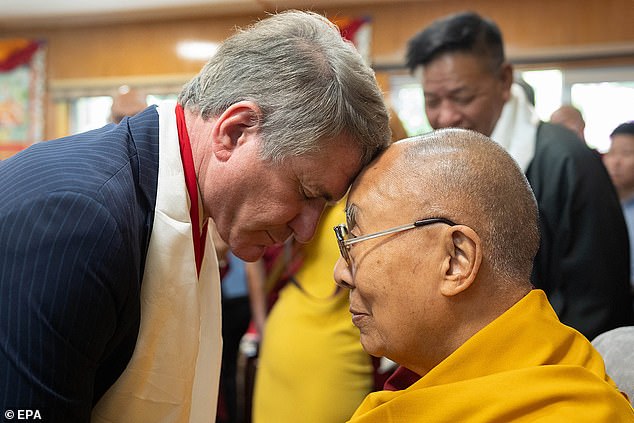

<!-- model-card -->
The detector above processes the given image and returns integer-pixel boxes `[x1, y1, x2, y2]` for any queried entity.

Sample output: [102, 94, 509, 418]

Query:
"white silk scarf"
[490, 82, 540, 172]
[92, 101, 222, 423]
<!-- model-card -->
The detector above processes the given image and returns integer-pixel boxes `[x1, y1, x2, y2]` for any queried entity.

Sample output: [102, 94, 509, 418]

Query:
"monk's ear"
[440, 225, 482, 297]
[211, 101, 261, 162]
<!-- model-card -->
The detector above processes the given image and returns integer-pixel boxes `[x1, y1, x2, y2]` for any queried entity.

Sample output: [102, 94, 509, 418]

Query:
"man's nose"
[436, 101, 462, 128]
[334, 256, 354, 290]
[288, 199, 325, 243]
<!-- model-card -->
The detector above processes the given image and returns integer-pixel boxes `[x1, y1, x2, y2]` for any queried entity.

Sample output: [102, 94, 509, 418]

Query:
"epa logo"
[4, 409, 42, 420]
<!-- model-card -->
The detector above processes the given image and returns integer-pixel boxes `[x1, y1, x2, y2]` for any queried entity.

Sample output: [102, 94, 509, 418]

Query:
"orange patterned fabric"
[0, 39, 40, 71]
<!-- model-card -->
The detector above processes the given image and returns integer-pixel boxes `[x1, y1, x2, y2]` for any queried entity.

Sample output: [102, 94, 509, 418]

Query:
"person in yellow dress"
[252, 204, 375, 422]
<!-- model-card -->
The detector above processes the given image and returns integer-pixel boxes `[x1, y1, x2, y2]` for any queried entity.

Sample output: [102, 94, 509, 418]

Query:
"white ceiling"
[1, 0, 396, 29]
[2, 0, 254, 18]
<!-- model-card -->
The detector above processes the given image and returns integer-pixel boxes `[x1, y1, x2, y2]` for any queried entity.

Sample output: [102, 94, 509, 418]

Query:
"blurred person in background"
[110, 86, 148, 124]
[0, 10, 390, 423]
[603, 121, 634, 296]
[550, 104, 602, 158]
[406, 11, 633, 343]
[550, 104, 586, 142]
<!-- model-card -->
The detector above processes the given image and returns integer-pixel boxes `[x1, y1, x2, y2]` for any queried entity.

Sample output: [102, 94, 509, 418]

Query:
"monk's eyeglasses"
[333, 217, 457, 267]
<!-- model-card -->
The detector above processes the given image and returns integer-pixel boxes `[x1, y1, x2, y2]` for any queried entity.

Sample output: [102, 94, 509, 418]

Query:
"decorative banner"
[332, 16, 372, 65]
[0, 39, 46, 160]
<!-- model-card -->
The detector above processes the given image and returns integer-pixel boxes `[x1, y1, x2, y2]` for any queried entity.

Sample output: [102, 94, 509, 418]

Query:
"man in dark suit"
[0, 11, 391, 423]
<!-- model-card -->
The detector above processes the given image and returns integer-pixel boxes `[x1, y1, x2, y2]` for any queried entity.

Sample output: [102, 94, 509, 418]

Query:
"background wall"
[1, 0, 633, 139]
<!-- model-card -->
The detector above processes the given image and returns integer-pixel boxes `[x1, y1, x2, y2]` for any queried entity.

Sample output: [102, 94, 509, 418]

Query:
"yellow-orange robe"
[349, 290, 634, 422]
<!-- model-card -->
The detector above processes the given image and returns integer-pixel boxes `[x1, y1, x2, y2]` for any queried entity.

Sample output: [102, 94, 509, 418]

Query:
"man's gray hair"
[178, 10, 391, 165]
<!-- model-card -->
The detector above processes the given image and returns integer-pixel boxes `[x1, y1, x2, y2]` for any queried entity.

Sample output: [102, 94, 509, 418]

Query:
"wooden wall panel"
[1, 0, 632, 139]
[2, 0, 632, 80]
[29, 16, 259, 80]
[329, 0, 634, 65]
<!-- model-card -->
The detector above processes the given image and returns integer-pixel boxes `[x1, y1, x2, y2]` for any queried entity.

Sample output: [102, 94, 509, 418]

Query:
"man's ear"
[440, 225, 482, 297]
[211, 101, 262, 162]
[499, 62, 514, 102]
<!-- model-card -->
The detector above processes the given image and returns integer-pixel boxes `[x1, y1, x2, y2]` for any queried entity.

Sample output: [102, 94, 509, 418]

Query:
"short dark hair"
[406, 11, 505, 73]
[610, 121, 634, 138]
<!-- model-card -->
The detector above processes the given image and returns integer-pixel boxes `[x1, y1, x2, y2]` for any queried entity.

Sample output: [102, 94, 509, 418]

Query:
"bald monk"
[333, 128, 634, 422]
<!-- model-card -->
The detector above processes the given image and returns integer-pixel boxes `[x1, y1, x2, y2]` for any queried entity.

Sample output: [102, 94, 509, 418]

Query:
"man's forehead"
[612, 134, 634, 144]
[422, 53, 492, 81]
[609, 136, 634, 156]
[291, 141, 364, 201]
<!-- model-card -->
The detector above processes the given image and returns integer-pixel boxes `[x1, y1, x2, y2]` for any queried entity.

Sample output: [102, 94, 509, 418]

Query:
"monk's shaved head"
[353, 128, 539, 282]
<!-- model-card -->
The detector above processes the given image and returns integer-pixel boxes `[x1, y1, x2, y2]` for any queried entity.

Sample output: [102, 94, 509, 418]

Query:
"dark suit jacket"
[0, 107, 159, 422]
[527, 122, 634, 340]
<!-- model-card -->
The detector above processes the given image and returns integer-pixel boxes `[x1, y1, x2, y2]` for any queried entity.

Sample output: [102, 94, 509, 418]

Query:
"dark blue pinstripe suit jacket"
[0, 106, 160, 422]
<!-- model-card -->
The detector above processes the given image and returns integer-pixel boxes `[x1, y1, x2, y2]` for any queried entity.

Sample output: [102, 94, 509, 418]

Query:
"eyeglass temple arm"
[343, 222, 417, 246]
[342, 218, 456, 246]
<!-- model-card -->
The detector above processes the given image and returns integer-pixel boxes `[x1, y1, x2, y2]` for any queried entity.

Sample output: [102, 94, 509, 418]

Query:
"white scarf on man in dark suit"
[92, 101, 222, 423]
